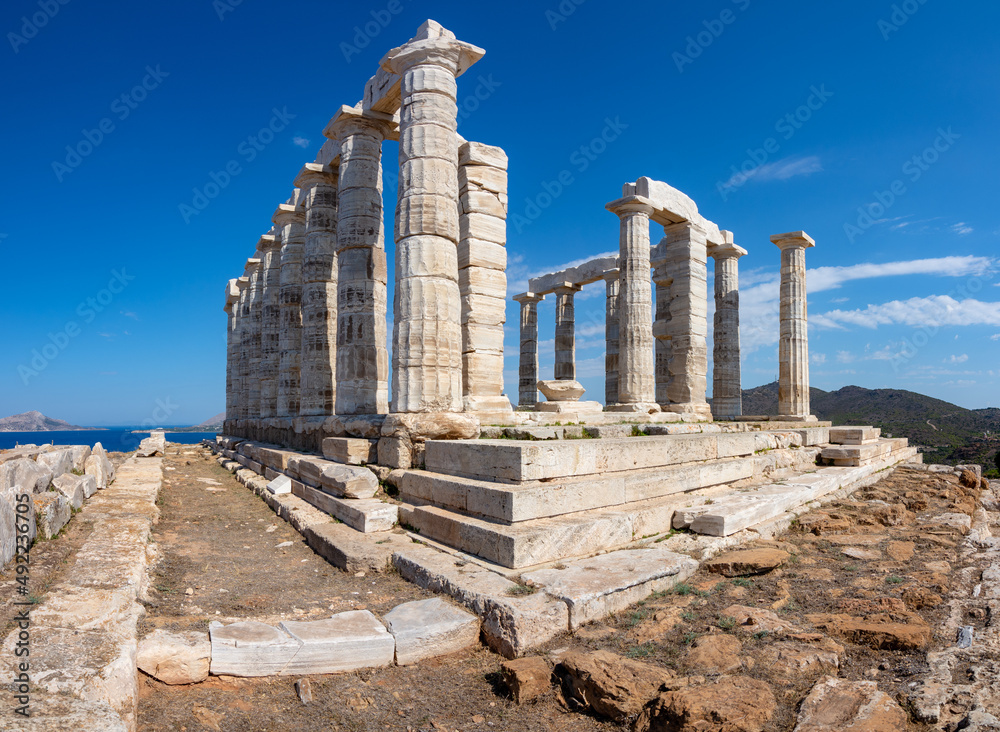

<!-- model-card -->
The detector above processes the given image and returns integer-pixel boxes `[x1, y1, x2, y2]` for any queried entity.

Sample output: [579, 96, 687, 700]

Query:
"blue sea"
[0, 427, 217, 452]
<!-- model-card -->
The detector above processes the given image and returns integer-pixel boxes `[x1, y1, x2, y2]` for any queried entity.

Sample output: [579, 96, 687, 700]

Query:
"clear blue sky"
[2, 0, 998, 426]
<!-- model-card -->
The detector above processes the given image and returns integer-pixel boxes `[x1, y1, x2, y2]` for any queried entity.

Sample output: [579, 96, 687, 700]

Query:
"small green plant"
[886, 575, 906, 585]
[627, 609, 649, 627]
[704, 498, 714, 505]
[505, 583, 537, 597]
[631, 425, 645, 437]
[753, 630, 770, 641]
[717, 615, 737, 631]
[681, 632, 699, 646]
[732, 578, 754, 588]
[681, 611, 696, 622]
[843, 563, 859, 572]
[626, 642, 657, 659]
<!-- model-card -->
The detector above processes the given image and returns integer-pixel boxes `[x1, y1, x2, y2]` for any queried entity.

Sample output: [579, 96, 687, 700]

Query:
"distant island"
[0, 411, 98, 432]
[130, 412, 225, 434]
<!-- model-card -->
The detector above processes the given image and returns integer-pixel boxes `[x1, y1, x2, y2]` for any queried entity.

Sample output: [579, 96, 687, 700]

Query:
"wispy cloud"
[813, 296, 1000, 330]
[293, 136, 310, 149]
[947, 354, 969, 364]
[811, 352, 827, 364]
[722, 155, 822, 189]
[992, 333, 1000, 341]
[121, 310, 139, 320]
[952, 222, 974, 235]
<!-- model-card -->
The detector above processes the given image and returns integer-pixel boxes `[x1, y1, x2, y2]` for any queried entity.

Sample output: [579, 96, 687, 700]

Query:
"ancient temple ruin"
[218, 22, 916, 648]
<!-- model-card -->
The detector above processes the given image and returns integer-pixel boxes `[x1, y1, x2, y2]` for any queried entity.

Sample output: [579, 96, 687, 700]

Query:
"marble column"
[663, 221, 711, 419]
[258, 231, 282, 419]
[513, 293, 543, 408]
[772, 231, 816, 420]
[607, 197, 658, 411]
[711, 237, 747, 419]
[603, 271, 620, 406]
[652, 260, 672, 408]
[325, 107, 393, 415]
[247, 253, 264, 419]
[384, 24, 485, 413]
[274, 203, 306, 419]
[224, 279, 240, 422]
[235, 273, 251, 420]
[295, 163, 340, 417]
[553, 284, 580, 381]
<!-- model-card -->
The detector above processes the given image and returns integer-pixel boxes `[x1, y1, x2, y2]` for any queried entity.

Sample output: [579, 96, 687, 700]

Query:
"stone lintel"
[527, 256, 618, 296]
[606, 402, 662, 414]
[316, 137, 342, 167]
[771, 231, 815, 249]
[323, 104, 399, 142]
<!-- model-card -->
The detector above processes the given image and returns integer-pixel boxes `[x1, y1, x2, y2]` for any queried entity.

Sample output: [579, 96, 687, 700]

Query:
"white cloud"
[991, 333, 1000, 341]
[722, 155, 822, 189]
[293, 136, 310, 149]
[830, 297, 849, 304]
[836, 351, 855, 363]
[815, 296, 1000, 330]
[811, 353, 827, 364]
[947, 354, 969, 364]
[952, 222, 974, 235]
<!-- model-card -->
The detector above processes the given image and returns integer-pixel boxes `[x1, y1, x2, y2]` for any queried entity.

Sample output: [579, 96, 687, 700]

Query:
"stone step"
[399, 492, 690, 569]
[397, 456, 755, 524]
[322, 437, 378, 465]
[291, 481, 397, 533]
[820, 438, 907, 467]
[828, 426, 881, 445]
[425, 432, 802, 484]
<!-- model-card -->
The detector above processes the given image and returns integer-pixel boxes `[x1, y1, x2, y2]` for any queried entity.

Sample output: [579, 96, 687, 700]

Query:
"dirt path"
[138, 446, 610, 732]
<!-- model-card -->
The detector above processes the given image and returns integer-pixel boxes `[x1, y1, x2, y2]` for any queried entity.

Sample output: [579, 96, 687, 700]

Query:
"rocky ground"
[134, 448, 999, 731]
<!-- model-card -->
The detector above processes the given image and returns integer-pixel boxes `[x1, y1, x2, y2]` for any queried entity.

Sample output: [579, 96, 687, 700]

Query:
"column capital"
[771, 231, 815, 250]
[225, 278, 240, 307]
[380, 20, 485, 78]
[323, 104, 398, 142]
[552, 282, 582, 296]
[235, 275, 250, 291]
[606, 195, 655, 218]
[710, 243, 748, 261]
[258, 234, 281, 252]
[601, 269, 621, 284]
[272, 203, 305, 227]
[513, 292, 545, 305]
[293, 162, 338, 190]
[243, 258, 261, 277]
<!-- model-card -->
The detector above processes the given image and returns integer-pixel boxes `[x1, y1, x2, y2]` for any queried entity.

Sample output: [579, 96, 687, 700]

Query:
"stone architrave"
[603, 271, 620, 406]
[384, 21, 485, 414]
[711, 236, 746, 418]
[247, 252, 264, 417]
[258, 231, 282, 419]
[224, 279, 240, 422]
[274, 201, 306, 419]
[458, 141, 511, 414]
[325, 106, 395, 416]
[553, 284, 581, 381]
[295, 163, 340, 417]
[772, 231, 816, 420]
[662, 221, 711, 419]
[235, 273, 251, 419]
[606, 196, 658, 412]
[652, 258, 671, 408]
[513, 293, 543, 409]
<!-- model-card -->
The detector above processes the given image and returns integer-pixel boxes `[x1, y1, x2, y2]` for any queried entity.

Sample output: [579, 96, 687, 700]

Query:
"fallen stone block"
[266, 475, 292, 495]
[36, 448, 75, 478]
[556, 650, 675, 722]
[793, 676, 907, 731]
[522, 547, 697, 629]
[481, 591, 569, 659]
[67, 445, 92, 472]
[34, 492, 71, 539]
[319, 463, 380, 499]
[501, 657, 551, 704]
[137, 629, 211, 685]
[209, 621, 300, 677]
[0, 457, 53, 494]
[52, 474, 86, 510]
[384, 597, 479, 665]
[278, 610, 395, 674]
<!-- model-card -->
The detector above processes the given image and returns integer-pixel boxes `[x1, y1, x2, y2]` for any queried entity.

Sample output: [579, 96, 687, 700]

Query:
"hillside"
[195, 412, 225, 429]
[741, 382, 1000, 473]
[0, 411, 91, 432]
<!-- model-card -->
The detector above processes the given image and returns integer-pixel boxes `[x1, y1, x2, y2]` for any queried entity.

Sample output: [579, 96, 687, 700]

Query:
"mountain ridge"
[0, 411, 92, 432]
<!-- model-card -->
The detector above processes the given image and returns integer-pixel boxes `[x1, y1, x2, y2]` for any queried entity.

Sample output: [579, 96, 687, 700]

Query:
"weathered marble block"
[384, 597, 480, 665]
[278, 611, 395, 674]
